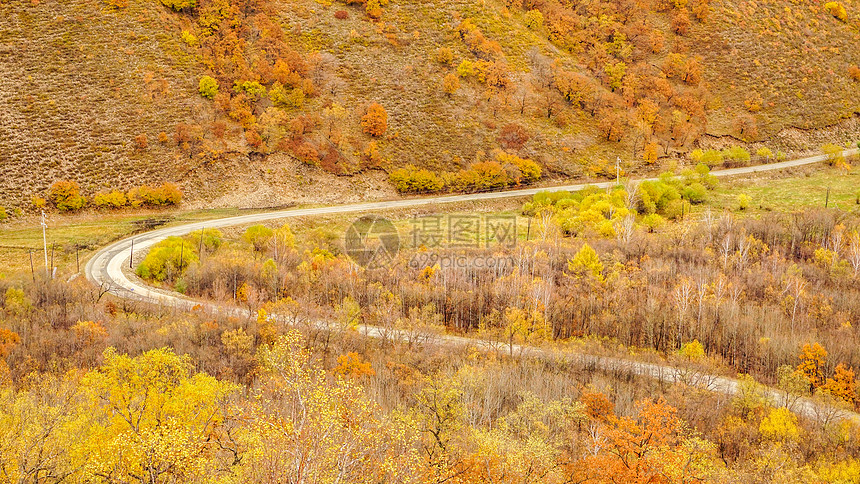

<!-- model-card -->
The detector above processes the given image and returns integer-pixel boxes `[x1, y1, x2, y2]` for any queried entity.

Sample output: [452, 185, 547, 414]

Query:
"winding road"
[85, 148, 859, 422]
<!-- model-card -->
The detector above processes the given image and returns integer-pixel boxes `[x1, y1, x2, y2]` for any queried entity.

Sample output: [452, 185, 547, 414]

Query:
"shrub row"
[521, 164, 718, 237]
[390, 150, 541, 194]
[40, 181, 183, 212]
[691, 146, 785, 168]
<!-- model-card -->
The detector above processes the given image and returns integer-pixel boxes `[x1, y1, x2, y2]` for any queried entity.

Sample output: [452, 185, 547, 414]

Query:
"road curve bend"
[85, 148, 860, 423]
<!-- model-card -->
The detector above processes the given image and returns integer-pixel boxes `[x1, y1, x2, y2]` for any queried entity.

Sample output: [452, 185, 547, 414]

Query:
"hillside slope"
[1, 0, 859, 210]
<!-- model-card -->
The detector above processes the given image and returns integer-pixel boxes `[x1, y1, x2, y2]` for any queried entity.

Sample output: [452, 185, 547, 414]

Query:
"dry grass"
[1, 0, 859, 213]
[696, 0, 860, 138]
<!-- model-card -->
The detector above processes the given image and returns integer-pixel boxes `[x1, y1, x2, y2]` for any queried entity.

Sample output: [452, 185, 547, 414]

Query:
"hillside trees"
[198, 76, 219, 99]
[161, 0, 196, 11]
[48, 181, 86, 212]
[361, 103, 388, 137]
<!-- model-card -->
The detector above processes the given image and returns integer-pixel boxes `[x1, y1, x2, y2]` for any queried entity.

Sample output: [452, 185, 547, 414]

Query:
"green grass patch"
[709, 167, 860, 213]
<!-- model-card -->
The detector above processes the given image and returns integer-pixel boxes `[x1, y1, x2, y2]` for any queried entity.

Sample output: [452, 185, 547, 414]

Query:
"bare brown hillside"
[0, 0, 859, 211]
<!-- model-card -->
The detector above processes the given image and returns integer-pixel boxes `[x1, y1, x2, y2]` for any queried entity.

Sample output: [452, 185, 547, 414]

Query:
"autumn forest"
[2, 0, 860, 482]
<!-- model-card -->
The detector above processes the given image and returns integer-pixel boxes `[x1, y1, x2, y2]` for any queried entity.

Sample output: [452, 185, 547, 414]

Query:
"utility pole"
[825, 186, 831, 208]
[40, 211, 49, 278]
[130, 239, 134, 269]
[616, 156, 621, 186]
[29, 250, 35, 283]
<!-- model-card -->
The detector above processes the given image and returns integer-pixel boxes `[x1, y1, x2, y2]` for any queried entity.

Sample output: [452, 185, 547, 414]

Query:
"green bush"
[723, 146, 751, 166]
[682, 182, 707, 204]
[389, 166, 445, 194]
[457, 60, 476, 78]
[699, 149, 723, 167]
[642, 213, 665, 232]
[136, 236, 198, 282]
[640, 180, 680, 213]
[0, 206, 6, 221]
[738, 194, 752, 210]
[186, 228, 224, 252]
[233, 80, 266, 100]
[637, 188, 657, 214]
[160, 0, 196, 11]
[127, 183, 182, 208]
[665, 199, 690, 220]
[93, 190, 128, 209]
[198, 76, 218, 99]
[269, 82, 305, 108]
[48, 180, 87, 212]
[243, 225, 274, 252]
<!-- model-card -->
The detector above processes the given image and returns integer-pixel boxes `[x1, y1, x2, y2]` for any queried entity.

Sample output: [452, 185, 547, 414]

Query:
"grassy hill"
[1, 0, 859, 211]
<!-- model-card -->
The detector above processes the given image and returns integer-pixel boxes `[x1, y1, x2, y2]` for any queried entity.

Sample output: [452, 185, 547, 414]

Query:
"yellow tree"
[759, 407, 801, 442]
[0, 374, 92, 483]
[797, 342, 828, 388]
[237, 331, 425, 483]
[502, 306, 548, 356]
[567, 243, 604, 280]
[80, 347, 238, 483]
[361, 103, 388, 137]
[465, 392, 583, 483]
[443, 72, 460, 96]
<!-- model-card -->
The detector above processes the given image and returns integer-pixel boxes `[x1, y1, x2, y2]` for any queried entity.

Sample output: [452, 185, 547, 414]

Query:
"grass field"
[0, 198, 532, 278]
[0, 208, 248, 277]
[711, 165, 860, 213]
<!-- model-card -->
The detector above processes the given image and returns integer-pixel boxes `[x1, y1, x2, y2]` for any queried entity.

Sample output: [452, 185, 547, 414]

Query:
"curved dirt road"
[85, 148, 859, 422]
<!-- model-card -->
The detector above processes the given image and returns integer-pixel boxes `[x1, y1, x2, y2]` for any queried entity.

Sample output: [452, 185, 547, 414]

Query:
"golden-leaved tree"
[235, 331, 425, 483]
[80, 347, 238, 483]
[572, 399, 720, 482]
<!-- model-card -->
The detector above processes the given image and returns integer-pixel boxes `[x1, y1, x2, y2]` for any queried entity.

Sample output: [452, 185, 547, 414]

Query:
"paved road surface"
[85, 148, 860, 422]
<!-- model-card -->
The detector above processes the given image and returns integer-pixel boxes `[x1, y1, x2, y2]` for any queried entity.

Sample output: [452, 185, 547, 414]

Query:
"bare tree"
[719, 234, 733, 269]
[736, 233, 751, 269]
[615, 214, 636, 246]
[513, 84, 532, 115]
[700, 207, 715, 245]
[527, 47, 554, 89]
[623, 180, 641, 211]
[847, 232, 860, 277]
[673, 279, 694, 346]
[782, 275, 806, 332]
